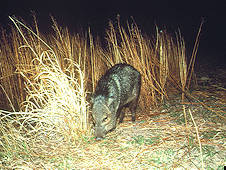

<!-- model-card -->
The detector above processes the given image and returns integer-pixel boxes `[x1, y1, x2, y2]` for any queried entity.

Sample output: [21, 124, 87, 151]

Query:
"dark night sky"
[1, 0, 226, 65]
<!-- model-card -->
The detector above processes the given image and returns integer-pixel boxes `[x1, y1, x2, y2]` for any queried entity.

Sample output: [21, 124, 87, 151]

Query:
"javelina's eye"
[103, 116, 109, 123]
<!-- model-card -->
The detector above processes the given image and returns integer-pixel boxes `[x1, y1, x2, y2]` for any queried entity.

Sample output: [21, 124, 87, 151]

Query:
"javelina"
[92, 63, 141, 140]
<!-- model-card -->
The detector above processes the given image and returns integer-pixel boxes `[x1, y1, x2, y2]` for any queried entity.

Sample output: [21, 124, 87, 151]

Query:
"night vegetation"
[0, 15, 225, 169]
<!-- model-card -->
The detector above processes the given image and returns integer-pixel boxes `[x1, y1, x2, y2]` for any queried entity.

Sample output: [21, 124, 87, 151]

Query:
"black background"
[1, 0, 225, 66]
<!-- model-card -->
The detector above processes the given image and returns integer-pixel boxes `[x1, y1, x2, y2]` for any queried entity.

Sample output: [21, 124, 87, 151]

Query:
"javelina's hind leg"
[129, 98, 139, 122]
[117, 107, 125, 123]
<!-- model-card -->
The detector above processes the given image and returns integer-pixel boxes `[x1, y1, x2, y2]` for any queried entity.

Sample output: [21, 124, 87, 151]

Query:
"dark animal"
[92, 63, 141, 140]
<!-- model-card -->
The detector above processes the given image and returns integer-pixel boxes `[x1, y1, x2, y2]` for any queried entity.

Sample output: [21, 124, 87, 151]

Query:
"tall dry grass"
[0, 17, 91, 167]
[100, 17, 194, 109]
[0, 15, 200, 168]
[0, 15, 194, 115]
[103, 18, 164, 108]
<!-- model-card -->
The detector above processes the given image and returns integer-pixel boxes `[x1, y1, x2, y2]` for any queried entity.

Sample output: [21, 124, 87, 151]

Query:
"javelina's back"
[92, 63, 141, 139]
[94, 63, 141, 105]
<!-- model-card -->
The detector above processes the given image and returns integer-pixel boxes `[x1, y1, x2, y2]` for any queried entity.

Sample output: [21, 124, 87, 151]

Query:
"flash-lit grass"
[0, 15, 225, 169]
[0, 16, 91, 168]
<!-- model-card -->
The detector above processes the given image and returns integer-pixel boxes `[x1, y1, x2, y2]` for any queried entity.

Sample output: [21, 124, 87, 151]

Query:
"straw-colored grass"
[0, 17, 91, 168]
[0, 15, 225, 169]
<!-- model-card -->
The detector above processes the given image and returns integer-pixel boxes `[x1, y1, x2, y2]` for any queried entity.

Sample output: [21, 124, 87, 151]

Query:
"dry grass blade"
[187, 20, 204, 89]
[188, 108, 204, 170]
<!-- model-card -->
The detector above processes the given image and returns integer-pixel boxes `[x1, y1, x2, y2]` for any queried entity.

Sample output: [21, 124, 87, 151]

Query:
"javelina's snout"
[95, 127, 105, 140]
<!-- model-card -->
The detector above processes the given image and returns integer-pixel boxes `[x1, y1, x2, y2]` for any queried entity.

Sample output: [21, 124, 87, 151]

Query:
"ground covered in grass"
[0, 16, 225, 169]
[1, 64, 225, 169]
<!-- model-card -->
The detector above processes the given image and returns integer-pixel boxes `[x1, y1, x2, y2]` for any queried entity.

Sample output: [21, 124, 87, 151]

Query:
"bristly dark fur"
[92, 63, 141, 140]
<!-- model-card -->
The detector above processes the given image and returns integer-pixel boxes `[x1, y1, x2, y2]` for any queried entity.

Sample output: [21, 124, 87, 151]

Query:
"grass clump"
[0, 16, 91, 168]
